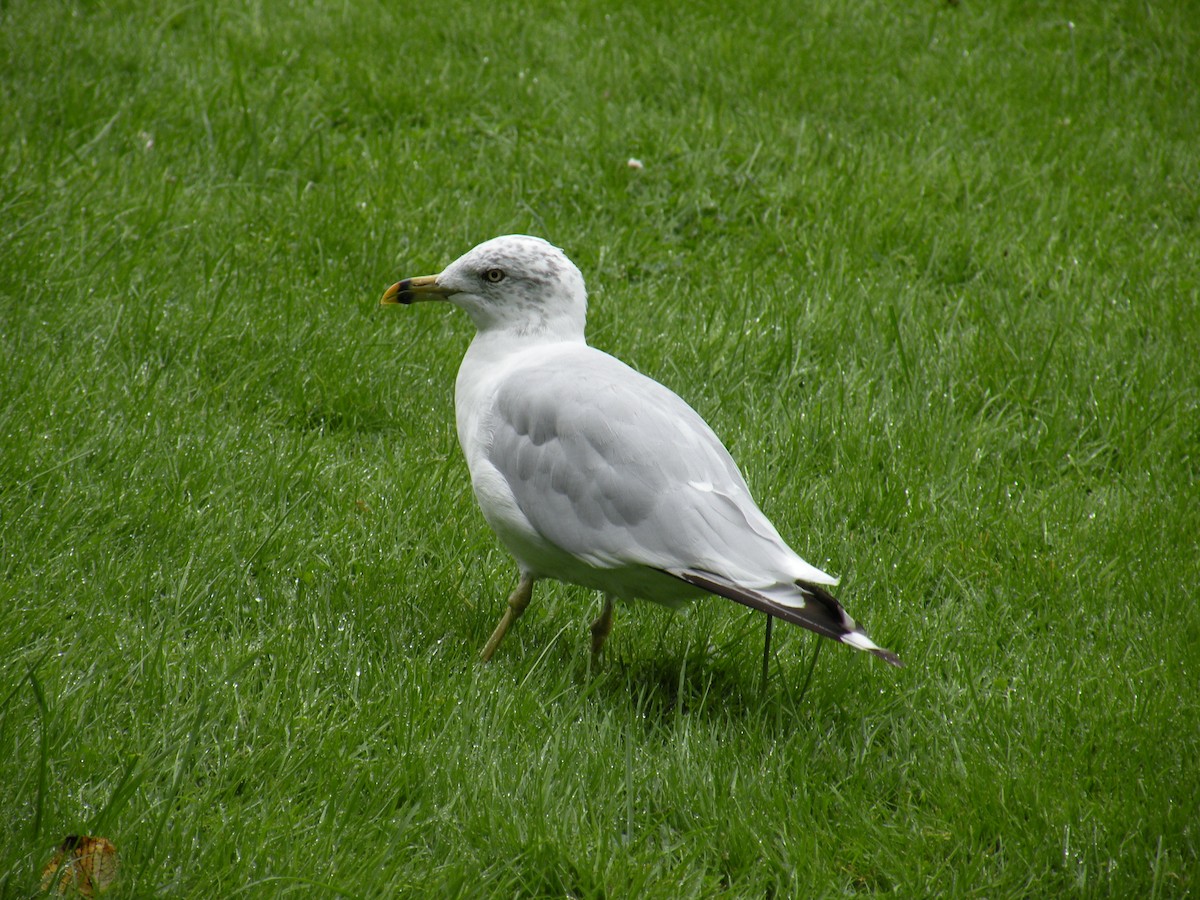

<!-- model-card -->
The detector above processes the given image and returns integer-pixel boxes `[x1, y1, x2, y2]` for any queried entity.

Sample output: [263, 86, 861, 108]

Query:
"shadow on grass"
[460, 592, 890, 739]
[576, 636, 838, 737]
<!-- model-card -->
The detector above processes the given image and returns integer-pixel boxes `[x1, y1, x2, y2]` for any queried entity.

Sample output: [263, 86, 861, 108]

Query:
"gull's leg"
[480, 572, 535, 662]
[589, 594, 616, 659]
[760, 613, 774, 696]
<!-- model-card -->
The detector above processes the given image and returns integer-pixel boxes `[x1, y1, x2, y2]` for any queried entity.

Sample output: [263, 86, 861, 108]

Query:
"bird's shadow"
[570, 628, 836, 736]
[469, 592, 856, 734]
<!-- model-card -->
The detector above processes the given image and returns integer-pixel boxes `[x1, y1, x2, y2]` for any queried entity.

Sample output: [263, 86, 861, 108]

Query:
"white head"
[381, 235, 588, 339]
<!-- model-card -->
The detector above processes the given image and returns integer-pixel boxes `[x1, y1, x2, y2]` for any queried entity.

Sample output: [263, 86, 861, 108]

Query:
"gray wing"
[486, 347, 807, 587]
[486, 347, 902, 666]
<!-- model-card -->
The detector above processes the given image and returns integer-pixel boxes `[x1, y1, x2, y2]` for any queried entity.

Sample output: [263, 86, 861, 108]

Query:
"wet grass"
[2, 0, 1198, 895]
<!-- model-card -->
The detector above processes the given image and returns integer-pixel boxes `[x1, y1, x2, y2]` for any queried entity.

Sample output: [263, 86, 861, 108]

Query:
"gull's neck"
[460, 324, 586, 377]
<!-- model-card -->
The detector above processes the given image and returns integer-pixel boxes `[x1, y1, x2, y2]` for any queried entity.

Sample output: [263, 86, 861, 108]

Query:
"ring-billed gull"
[380, 235, 902, 668]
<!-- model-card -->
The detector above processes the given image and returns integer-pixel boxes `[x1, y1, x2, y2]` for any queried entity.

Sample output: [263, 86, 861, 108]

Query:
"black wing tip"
[870, 646, 905, 668]
[673, 569, 906, 668]
[798, 580, 904, 668]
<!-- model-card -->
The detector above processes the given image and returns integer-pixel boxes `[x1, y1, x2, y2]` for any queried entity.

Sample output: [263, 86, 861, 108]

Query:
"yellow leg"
[480, 573, 535, 662]
[589, 594, 616, 658]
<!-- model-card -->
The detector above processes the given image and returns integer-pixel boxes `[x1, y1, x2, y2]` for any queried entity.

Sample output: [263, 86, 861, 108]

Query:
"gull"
[380, 235, 901, 669]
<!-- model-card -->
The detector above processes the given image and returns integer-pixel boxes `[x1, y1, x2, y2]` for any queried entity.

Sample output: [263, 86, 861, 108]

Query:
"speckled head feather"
[434, 235, 588, 337]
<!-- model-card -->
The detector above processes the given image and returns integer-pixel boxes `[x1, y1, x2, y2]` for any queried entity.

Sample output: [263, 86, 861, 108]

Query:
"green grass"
[2, 0, 1198, 895]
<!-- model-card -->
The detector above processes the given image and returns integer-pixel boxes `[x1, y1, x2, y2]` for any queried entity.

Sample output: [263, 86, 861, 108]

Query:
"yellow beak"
[379, 274, 451, 306]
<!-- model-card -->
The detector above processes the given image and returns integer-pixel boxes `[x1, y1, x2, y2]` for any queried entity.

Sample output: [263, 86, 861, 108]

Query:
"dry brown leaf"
[40, 836, 118, 897]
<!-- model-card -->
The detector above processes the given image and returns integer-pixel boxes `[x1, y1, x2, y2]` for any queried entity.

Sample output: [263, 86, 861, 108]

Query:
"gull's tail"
[667, 568, 903, 667]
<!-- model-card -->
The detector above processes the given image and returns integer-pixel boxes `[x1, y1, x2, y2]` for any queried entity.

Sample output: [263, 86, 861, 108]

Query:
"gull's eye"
[483, 268, 505, 284]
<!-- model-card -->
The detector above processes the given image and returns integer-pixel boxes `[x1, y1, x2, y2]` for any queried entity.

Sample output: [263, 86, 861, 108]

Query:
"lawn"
[2, 0, 1197, 896]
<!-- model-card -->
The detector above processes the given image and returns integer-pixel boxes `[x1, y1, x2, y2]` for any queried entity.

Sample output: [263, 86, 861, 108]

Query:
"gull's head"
[380, 235, 587, 338]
